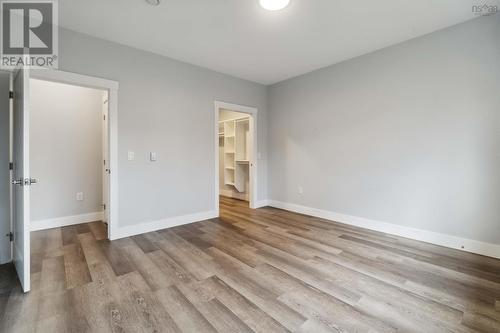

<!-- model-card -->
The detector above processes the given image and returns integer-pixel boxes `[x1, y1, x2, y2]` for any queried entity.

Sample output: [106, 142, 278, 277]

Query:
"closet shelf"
[221, 116, 250, 194]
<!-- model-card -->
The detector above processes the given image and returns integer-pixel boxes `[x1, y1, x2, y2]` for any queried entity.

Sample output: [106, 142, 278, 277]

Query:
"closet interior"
[219, 110, 250, 201]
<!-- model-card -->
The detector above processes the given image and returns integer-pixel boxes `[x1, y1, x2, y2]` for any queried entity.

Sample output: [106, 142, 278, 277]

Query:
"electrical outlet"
[298, 186, 303, 195]
[76, 192, 84, 201]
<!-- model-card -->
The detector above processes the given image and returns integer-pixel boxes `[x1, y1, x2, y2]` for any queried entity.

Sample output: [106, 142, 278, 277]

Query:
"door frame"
[102, 93, 109, 224]
[214, 101, 258, 215]
[30, 69, 119, 240]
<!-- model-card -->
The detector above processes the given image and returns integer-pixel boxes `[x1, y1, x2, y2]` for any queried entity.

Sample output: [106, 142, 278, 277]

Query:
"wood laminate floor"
[1, 197, 500, 332]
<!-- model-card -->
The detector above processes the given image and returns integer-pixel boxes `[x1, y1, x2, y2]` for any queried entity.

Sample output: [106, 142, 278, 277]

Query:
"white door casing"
[29, 69, 119, 240]
[102, 93, 109, 223]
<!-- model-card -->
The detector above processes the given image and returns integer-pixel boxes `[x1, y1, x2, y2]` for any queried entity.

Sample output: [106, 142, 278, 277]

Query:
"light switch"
[150, 152, 157, 161]
[76, 192, 84, 201]
[128, 151, 135, 161]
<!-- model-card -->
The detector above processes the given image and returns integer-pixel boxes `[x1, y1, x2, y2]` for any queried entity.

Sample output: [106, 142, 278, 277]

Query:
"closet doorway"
[214, 101, 258, 214]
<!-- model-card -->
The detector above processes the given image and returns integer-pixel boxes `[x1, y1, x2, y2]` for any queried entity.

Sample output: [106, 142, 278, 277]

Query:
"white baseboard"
[31, 211, 104, 232]
[254, 199, 270, 209]
[267, 200, 500, 260]
[110, 210, 218, 240]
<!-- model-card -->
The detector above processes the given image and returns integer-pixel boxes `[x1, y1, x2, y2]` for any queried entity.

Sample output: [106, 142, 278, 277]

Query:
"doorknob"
[11, 178, 38, 186]
[24, 178, 38, 186]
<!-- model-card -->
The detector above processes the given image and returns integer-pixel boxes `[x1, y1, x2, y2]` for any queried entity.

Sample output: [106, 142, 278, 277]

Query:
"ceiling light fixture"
[259, 0, 290, 11]
[146, 0, 160, 6]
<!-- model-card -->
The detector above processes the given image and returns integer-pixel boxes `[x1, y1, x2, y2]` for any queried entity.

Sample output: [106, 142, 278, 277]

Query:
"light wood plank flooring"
[1, 196, 500, 332]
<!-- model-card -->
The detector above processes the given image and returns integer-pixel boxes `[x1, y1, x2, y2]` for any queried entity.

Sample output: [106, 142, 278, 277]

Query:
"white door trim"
[30, 69, 119, 240]
[102, 93, 109, 224]
[214, 101, 258, 214]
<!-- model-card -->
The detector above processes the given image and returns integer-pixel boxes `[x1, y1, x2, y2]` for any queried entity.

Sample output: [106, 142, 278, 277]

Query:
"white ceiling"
[59, 0, 497, 85]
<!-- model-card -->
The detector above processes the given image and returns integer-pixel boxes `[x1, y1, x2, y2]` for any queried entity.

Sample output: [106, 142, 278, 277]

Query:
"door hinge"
[9, 91, 13, 99]
[103, 115, 106, 121]
[102, 204, 106, 210]
[9, 162, 13, 170]
[7, 232, 13, 242]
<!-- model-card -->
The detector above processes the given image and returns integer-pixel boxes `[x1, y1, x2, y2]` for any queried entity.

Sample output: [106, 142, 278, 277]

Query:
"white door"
[11, 66, 31, 293]
[0, 73, 11, 265]
[102, 93, 109, 224]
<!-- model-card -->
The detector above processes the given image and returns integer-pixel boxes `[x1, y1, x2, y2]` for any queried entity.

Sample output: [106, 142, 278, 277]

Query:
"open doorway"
[5, 69, 118, 293]
[214, 101, 258, 214]
[29, 79, 109, 234]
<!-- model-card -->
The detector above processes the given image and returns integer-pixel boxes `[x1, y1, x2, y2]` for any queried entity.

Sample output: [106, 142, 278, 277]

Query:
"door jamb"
[29, 69, 119, 240]
[214, 101, 258, 215]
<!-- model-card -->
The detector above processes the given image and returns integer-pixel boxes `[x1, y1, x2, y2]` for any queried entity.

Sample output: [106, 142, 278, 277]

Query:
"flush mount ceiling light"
[259, 0, 290, 11]
[146, 0, 160, 6]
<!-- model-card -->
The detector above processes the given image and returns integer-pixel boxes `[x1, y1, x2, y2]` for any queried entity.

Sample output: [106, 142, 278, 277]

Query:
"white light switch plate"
[76, 192, 84, 201]
[150, 152, 157, 161]
[128, 151, 135, 161]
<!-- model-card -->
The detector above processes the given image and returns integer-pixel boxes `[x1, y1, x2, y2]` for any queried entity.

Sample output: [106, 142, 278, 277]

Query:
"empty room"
[0, 0, 499, 332]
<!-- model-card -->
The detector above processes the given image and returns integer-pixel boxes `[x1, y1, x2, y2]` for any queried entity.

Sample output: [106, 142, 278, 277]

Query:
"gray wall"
[0, 72, 10, 264]
[55, 28, 268, 228]
[30, 79, 103, 222]
[268, 15, 500, 245]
